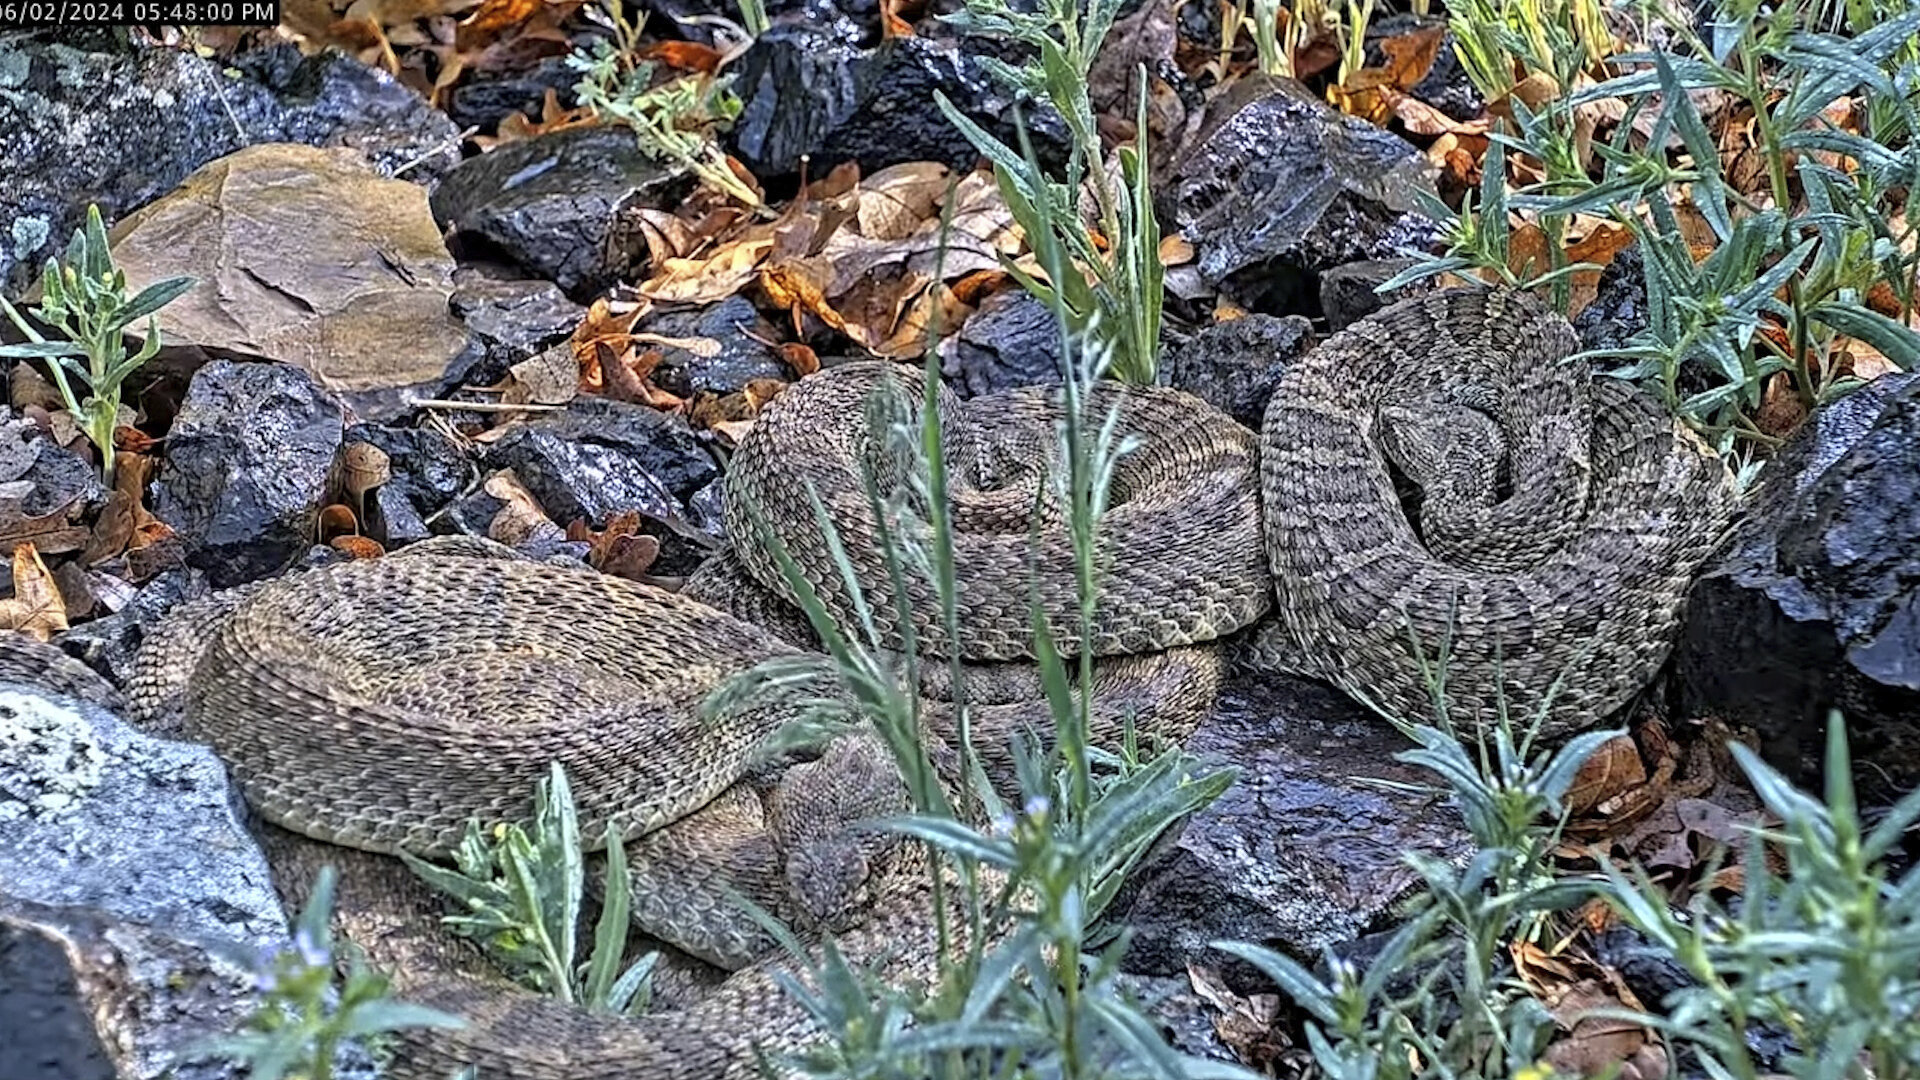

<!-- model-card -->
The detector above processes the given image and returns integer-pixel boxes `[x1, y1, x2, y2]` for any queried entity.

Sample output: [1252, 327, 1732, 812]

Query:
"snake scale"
[43, 287, 1732, 1078]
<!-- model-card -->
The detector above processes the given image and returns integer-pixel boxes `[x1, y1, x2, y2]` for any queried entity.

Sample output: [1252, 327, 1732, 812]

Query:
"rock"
[1163, 313, 1314, 429]
[1116, 675, 1470, 980]
[1162, 75, 1438, 315]
[640, 296, 790, 399]
[479, 398, 721, 573]
[103, 143, 474, 423]
[1571, 244, 1650, 354]
[430, 125, 686, 300]
[938, 291, 1065, 397]
[726, 26, 1070, 181]
[151, 361, 345, 590]
[1675, 372, 1920, 802]
[0, 686, 375, 1080]
[1318, 258, 1433, 331]
[443, 53, 585, 135]
[51, 568, 211, 692]
[686, 477, 729, 542]
[343, 423, 471, 545]
[640, 0, 872, 46]
[1112, 973, 1247, 1067]
[0, 407, 110, 553]
[449, 267, 588, 388]
[0, 33, 458, 295]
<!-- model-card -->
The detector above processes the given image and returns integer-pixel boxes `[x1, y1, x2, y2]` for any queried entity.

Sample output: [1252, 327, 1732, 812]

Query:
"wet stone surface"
[430, 125, 685, 300]
[150, 361, 345, 590]
[1163, 313, 1315, 429]
[726, 25, 1069, 182]
[1118, 674, 1471, 983]
[1676, 372, 1920, 801]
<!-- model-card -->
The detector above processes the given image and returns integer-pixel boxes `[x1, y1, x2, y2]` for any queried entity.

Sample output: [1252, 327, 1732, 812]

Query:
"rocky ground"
[1, 4, 1916, 1079]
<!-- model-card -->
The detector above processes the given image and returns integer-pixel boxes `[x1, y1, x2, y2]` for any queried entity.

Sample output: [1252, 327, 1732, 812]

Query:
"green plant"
[934, 0, 1164, 385]
[197, 866, 464, 1080]
[567, 0, 759, 210]
[1600, 713, 1920, 1079]
[707, 162, 1241, 1077]
[1218, 634, 1618, 1080]
[1391, 1, 1920, 451]
[0, 204, 192, 487]
[401, 762, 658, 1015]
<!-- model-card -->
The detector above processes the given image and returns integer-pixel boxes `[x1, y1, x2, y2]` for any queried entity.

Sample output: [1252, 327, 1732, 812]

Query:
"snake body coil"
[91, 287, 1734, 1079]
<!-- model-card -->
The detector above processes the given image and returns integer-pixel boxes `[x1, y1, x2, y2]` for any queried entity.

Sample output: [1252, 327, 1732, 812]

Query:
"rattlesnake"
[42, 286, 1729, 1078]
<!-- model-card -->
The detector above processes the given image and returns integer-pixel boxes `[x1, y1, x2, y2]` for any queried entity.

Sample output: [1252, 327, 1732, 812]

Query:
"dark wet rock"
[1117, 675, 1470, 979]
[151, 362, 345, 590]
[1113, 973, 1248, 1067]
[641, 0, 871, 45]
[1675, 372, 1920, 801]
[686, 478, 729, 542]
[1318, 258, 1434, 331]
[344, 423, 472, 546]
[480, 398, 721, 573]
[1164, 313, 1314, 429]
[450, 268, 587, 387]
[444, 53, 587, 135]
[641, 296, 790, 398]
[1572, 244, 1650, 354]
[1162, 75, 1437, 317]
[727, 25, 1070, 181]
[52, 568, 211, 693]
[938, 291, 1065, 398]
[429, 125, 686, 300]
[0, 686, 376, 1080]
[1364, 15, 1484, 123]
[0, 407, 110, 529]
[0, 33, 458, 295]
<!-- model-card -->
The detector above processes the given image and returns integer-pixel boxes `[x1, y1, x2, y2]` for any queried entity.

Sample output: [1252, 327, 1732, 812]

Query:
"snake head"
[785, 837, 873, 931]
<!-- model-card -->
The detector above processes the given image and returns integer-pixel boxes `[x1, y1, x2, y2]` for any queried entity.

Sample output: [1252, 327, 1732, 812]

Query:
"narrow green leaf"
[1810, 301, 1920, 369]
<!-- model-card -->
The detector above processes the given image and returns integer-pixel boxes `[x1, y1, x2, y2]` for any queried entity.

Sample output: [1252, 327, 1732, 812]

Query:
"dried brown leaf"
[0, 543, 67, 640]
[639, 237, 773, 303]
[856, 162, 953, 241]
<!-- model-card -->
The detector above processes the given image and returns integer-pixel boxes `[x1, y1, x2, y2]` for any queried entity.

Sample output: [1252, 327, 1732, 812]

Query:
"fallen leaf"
[330, 535, 387, 558]
[779, 342, 820, 377]
[318, 503, 361, 542]
[1379, 23, 1447, 90]
[484, 469, 567, 548]
[638, 237, 774, 304]
[1566, 734, 1648, 817]
[856, 162, 953, 241]
[1541, 979, 1666, 1080]
[1186, 962, 1291, 1069]
[503, 344, 580, 406]
[638, 39, 725, 74]
[0, 543, 67, 640]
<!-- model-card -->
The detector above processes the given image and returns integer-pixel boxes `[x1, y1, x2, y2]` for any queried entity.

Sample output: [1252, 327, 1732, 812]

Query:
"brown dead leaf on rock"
[1186, 962, 1291, 1071]
[639, 237, 774, 304]
[567, 511, 663, 581]
[484, 469, 567, 548]
[1542, 979, 1666, 1080]
[856, 162, 953, 241]
[0, 543, 68, 641]
[331, 535, 387, 559]
[1565, 734, 1648, 817]
[778, 342, 820, 377]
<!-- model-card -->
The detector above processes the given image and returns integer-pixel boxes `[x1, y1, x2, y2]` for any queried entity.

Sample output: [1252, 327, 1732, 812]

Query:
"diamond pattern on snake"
[97, 286, 1733, 1079]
